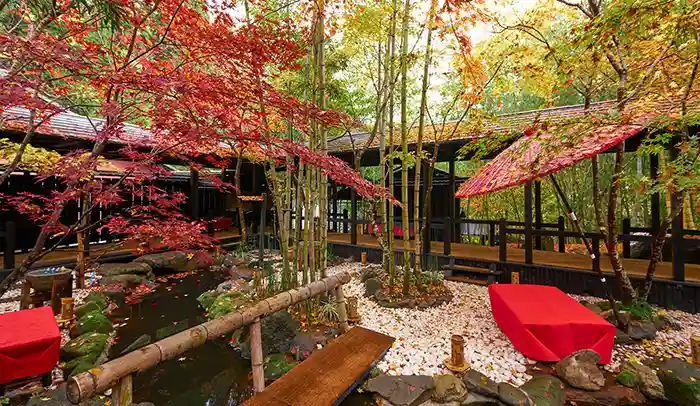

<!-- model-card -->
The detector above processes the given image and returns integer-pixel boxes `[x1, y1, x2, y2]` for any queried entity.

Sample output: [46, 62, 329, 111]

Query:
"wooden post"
[346, 297, 360, 322]
[449, 160, 458, 243]
[112, 374, 132, 406]
[499, 218, 507, 262]
[343, 209, 349, 233]
[443, 216, 451, 255]
[534, 180, 542, 250]
[350, 189, 357, 245]
[557, 216, 566, 253]
[259, 193, 267, 269]
[650, 154, 660, 233]
[3, 221, 15, 270]
[692, 335, 700, 366]
[76, 192, 91, 289]
[335, 285, 349, 332]
[524, 182, 533, 264]
[489, 223, 496, 247]
[20, 280, 30, 310]
[331, 183, 337, 232]
[444, 334, 468, 373]
[189, 168, 200, 219]
[423, 161, 432, 258]
[250, 317, 265, 393]
[511, 272, 520, 284]
[671, 192, 685, 281]
[622, 218, 631, 258]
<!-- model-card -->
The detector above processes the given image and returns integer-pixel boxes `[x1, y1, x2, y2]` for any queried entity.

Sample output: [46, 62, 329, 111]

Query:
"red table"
[0, 307, 61, 384]
[489, 284, 615, 363]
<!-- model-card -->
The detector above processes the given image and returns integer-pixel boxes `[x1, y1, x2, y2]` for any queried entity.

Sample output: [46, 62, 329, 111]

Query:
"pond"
[107, 268, 374, 406]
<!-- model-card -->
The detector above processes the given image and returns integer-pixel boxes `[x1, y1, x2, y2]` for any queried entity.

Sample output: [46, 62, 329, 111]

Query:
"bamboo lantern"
[361, 252, 367, 265]
[444, 334, 469, 373]
[347, 297, 361, 323]
[61, 297, 75, 321]
[692, 336, 700, 366]
[511, 272, 520, 284]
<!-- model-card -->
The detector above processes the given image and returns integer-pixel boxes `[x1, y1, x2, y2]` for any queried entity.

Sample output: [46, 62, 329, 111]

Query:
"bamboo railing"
[66, 272, 351, 405]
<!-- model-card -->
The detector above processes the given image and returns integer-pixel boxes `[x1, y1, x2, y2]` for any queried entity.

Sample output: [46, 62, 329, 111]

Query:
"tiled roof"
[328, 100, 616, 153]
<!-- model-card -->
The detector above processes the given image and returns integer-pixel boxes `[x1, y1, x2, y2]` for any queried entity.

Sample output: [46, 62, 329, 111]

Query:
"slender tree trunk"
[268, 164, 291, 290]
[378, 41, 389, 273]
[317, 2, 328, 276]
[235, 152, 247, 243]
[413, 3, 434, 280]
[399, 0, 411, 295]
[76, 191, 91, 289]
[386, 0, 398, 287]
[606, 143, 637, 303]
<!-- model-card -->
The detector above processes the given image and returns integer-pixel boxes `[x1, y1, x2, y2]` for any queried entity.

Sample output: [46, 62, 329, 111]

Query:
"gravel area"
[328, 262, 700, 385]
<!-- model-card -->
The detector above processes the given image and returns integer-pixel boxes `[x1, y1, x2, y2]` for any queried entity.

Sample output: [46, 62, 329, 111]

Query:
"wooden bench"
[442, 258, 503, 285]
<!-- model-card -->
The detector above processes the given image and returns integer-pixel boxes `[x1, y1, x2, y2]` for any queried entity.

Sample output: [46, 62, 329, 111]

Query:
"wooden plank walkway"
[243, 327, 394, 406]
[328, 233, 700, 283]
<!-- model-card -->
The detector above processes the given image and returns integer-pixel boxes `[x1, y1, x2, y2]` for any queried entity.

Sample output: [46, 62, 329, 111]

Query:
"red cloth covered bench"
[0, 307, 61, 384]
[488, 284, 615, 363]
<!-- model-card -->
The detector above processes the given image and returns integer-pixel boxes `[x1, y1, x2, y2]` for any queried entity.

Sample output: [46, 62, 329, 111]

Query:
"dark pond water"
[108, 269, 375, 406]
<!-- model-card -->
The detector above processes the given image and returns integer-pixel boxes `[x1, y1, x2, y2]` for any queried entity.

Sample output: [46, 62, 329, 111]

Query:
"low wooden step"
[445, 275, 489, 285]
[442, 264, 503, 275]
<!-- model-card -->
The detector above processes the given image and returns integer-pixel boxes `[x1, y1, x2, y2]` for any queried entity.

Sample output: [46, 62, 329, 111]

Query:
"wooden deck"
[328, 233, 700, 283]
[0, 230, 241, 269]
[243, 327, 394, 406]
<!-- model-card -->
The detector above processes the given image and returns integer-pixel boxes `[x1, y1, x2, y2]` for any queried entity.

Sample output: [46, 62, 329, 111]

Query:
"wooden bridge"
[243, 327, 394, 406]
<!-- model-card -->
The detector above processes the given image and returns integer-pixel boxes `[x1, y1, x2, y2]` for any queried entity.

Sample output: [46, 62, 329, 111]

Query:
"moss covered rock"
[100, 273, 149, 287]
[520, 375, 565, 406]
[263, 353, 296, 381]
[135, 251, 189, 272]
[197, 290, 221, 311]
[70, 311, 113, 338]
[616, 370, 638, 388]
[61, 332, 108, 361]
[63, 353, 99, 377]
[97, 262, 153, 276]
[84, 291, 108, 310]
[241, 310, 299, 359]
[208, 292, 250, 319]
[658, 358, 700, 406]
[74, 301, 101, 319]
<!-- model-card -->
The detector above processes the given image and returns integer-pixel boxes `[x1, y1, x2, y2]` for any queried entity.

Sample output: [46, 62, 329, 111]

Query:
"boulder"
[580, 301, 602, 314]
[100, 273, 148, 287]
[554, 349, 605, 391]
[657, 358, 700, 406]
[216, 279, 251, 294]
[134, 251, 189, 272]
[230, 267, 253, 281]
[498, 382, 532, 406]
[241, 311, 299, 359]
[627, 320, 657, 340]
[184, 251, 214, 271]
[520, 375, 566, 406]
[463, 369, 499, 398]
[120, 334, 151, 355]
[197, 290, 221, 311]
[263, 353, 297, 381]
[615, 329, 634, 345]
[97, 262, 152, 277]
[462, 392, 503, 405]
[361, 267, 381, 282]
[621, 361, 664, 400]
[365, 375, 432, 406]
[431, 374, 467, 403]
[61, 332, 108, 360]
[84, 291, 108, 310]
[208, 291, 250, 320]
[564, 386, 647, 406]
[63, 353, 98, 377]
[70, 311, 113, 338]
[364, 277, 382, 297]
[26, 385, 105, 406]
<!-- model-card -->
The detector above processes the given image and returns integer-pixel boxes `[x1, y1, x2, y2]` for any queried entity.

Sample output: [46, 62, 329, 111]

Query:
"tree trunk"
[235, 153, 247, 244]
[386, 0, 398, 287]
[413, 2, 434, 280]
[606, 143, 637, 303]
[76, 191, 91, 289]
[399, 0, 411, 295]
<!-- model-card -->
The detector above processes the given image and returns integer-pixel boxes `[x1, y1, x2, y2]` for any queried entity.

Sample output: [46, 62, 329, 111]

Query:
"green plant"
[234, 242, 251, 258]
[320, 300, 339, 322]
[620, 299, 656, 321]
[326, 245, 337, 261]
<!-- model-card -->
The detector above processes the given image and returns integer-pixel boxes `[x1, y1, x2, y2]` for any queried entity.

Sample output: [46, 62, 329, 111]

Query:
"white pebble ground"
[327, 261, 700, 384]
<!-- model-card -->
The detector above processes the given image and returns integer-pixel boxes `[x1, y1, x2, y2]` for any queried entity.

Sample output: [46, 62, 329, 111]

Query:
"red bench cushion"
[0, 307, 61, 384]
[488, 284, 615, 363]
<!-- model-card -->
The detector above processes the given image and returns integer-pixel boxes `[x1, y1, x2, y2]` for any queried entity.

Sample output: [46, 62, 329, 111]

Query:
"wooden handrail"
[66, 272, 351, 405]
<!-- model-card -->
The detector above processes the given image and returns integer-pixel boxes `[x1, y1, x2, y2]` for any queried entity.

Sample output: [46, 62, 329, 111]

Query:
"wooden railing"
[66, 272, 351, 405]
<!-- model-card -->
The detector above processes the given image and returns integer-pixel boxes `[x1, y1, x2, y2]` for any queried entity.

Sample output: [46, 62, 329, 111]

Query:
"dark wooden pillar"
[449, 160, 458, 243]
[351, 189, 357, 245]
[189, 168, 200, 219]
[557, 216, 566, 252]
[534, 180, 542, 250]
[671, 193, 685, 281]
[259, 193, 267, 267]
[499, 218, 507, 262]
[622, 218, 631, 258]
[650, 154, 660, 233]
[524, 182, 533, 264]
[3, 221, 16, 269]
[422, 161, 432, 256]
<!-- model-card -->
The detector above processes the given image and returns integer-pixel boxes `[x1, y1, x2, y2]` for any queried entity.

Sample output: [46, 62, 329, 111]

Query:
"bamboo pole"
[250, 317, 265, 393]
[335, 285, 349, 332]
[112, 375, 132, 406]
[67, 272, 351, 404]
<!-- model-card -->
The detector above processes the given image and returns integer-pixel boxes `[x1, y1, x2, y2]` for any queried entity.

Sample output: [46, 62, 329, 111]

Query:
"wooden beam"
[524, 183, 533, 264]
[189, 168, 200, 220]
[350, 189, 357, 245]
[672, 193, 685, 281]
[650, 154, 660, 233]
[534, 180, 542, 250]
